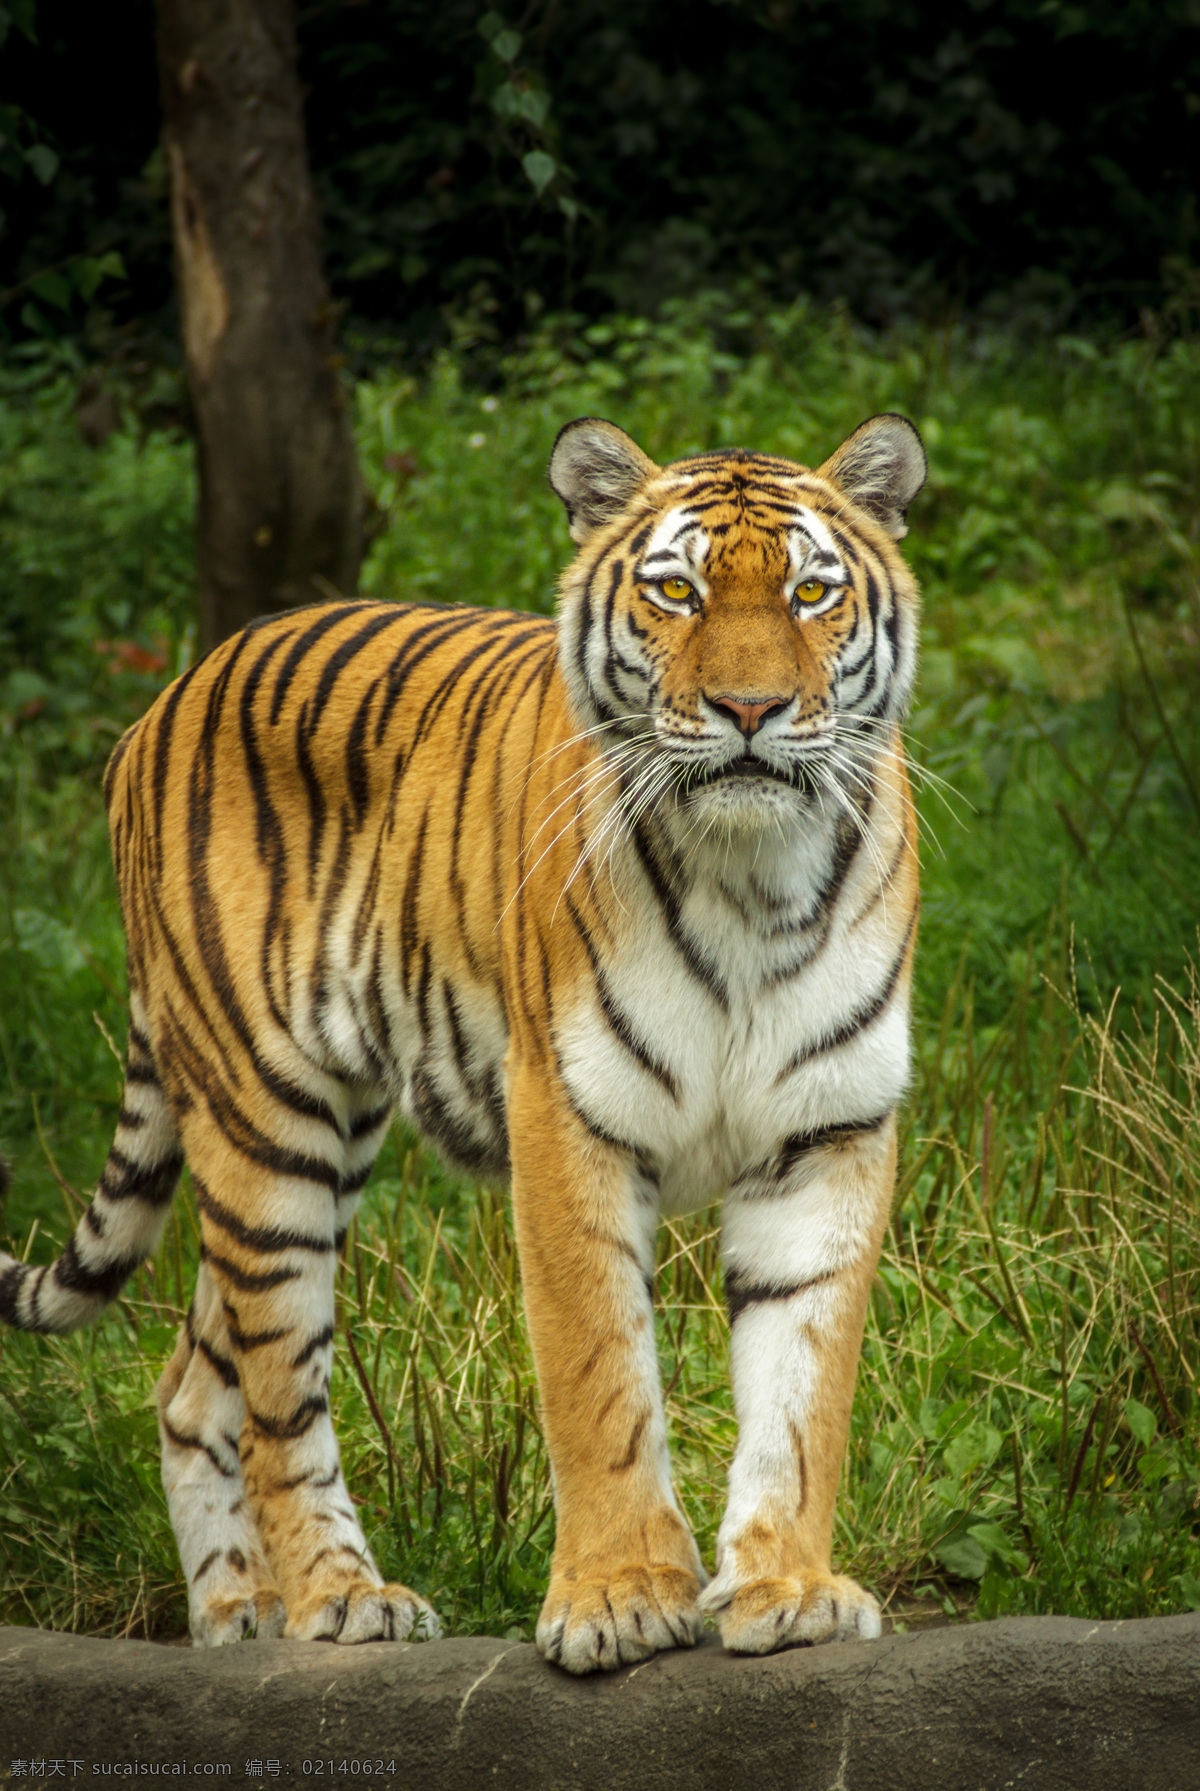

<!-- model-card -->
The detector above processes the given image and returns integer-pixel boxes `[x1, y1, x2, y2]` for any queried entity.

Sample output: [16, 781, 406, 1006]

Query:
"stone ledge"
[1, 1614, 1198, 1790]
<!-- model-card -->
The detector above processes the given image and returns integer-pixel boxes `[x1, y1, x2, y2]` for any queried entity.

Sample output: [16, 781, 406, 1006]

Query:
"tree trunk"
[156, 0, 362, 652]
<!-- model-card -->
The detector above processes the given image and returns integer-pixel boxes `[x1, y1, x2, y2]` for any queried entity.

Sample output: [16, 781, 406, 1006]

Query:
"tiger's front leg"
[508, 1058, 704, 1675]
[699, 1118, 896, 1652]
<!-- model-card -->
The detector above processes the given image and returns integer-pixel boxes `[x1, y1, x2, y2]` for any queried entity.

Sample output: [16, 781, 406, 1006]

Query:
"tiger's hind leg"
[177, 1091, 441, 1645]
[156, 1261, 286, 1645]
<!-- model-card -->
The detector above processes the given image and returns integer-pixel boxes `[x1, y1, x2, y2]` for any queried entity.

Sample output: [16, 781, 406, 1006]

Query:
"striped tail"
[0, 1018, 183, 1334]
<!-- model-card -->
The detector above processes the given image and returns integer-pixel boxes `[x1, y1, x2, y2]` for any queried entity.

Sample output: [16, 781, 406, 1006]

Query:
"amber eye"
[659, 576, 695, 605]
[794, 577, 826, 605]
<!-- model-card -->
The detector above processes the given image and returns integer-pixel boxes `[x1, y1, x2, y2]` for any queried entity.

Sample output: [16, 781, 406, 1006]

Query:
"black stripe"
[853, 830, 909, 930]
[163, 1014, 345, 1190]
[226, 1316, 291, 1352]
[410, 1063, 498, 1172]
[53, 1237, 142, 1301]
[443, 977, 479, 1094]
[239, 630, 295, 1035]
[851, 562, 885, 711]
[409, 622, 548, 755]
[596, 559, 626, 711]
[447, 642, 541, 935]
[200, 1245, 303, 1293]
[0, 1260, 24, 1325]
[268, 606, 369, 725]
[489, 652, 557, 930]
[295, 695, 328, 897]
[248, 1395, 329, 1440]
[306, 607, 412, 737]
[556, 1052, 652, 1167]
[345, 678, 379, 830]
[771, 1111, 892, 1182]
[196, 1181, 333, 1255]
[163, 1417, 237, 1478]
[564, 893, 680, 1100]
[337, 1161, 375, 1196]
[573, 560, 600, 707]
[371, 609, 498, 746]
[291, 1325, 334, 1367]
[149, 661, 203, 875]
[102, 721, 137, 807]
[348, 1104, 391, 1141]
[724, 1267, 836, 1323]
[197, 1336, 240, 1389]
[308, 809, 355, 1030]
[631, 819, 729, 1013]
[775, 904, 917, 1084]
[192, 1549, 221, 1583]
[98, 1147, 183, 1206]
[398, 806, 429, 998]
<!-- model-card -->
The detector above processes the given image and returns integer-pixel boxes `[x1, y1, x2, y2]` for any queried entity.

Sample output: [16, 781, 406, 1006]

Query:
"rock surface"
[1, 1613, 1198, 1789]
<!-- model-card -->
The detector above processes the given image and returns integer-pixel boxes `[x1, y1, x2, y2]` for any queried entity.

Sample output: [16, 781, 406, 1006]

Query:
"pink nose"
[709, 694, 787, 737]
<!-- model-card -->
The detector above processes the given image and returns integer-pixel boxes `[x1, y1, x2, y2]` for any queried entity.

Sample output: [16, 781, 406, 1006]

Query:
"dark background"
[3, 0, 1199, 354]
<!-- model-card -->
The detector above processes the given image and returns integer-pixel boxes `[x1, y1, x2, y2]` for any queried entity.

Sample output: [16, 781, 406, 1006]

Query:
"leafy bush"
[5, 1, 1200, 350]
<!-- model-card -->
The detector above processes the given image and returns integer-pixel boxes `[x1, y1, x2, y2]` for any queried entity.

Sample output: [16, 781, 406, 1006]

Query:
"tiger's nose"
[708, 694, 788, 737]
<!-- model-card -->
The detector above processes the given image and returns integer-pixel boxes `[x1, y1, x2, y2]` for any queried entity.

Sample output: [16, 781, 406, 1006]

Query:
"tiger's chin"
[678, 771, 816, 833]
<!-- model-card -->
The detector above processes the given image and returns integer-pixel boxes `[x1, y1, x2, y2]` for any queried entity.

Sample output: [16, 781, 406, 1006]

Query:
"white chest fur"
[553, 801, 912, 1214]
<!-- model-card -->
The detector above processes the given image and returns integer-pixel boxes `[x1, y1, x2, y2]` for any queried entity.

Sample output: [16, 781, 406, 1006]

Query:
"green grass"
[1, 298, 1199, 1639]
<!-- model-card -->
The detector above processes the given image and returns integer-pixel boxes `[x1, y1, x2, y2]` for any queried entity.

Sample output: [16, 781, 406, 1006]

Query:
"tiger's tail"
[0, 1015, 183, 1335]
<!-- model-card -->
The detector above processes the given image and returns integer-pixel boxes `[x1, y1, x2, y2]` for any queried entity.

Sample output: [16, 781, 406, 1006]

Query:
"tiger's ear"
[817, 413, 927, 541]
[549, 418, 658, 545]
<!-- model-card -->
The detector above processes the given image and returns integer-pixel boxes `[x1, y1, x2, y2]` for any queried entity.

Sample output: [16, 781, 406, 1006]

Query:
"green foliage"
[4, 2, 1200, 352]
[1, 301, 1199, 1638]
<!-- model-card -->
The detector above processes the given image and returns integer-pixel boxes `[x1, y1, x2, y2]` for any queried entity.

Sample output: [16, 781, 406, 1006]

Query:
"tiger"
[0, 411, 924, 1671]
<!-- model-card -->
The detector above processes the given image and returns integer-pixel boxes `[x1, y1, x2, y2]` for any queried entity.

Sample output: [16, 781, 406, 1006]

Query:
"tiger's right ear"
[548, 418, 658, 545]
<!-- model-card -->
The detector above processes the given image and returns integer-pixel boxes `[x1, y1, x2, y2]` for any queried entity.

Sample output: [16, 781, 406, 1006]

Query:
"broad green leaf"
[943, 1420, 1003, 1480]
[521, 150, 556, 196]
[29, 270, 71, 311]
[515, 88, 550, 128]
[918, 1397, 942, 1440]
[967, 1521, 1029, 1574]
[936, 1531, 988, 1580]
[490, 27, 521, 62]
[24, 142, 58, 185]
[1125, 1398, 1156, 1450]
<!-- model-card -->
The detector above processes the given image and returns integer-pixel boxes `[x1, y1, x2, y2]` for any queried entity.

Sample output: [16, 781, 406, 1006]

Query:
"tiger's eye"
[660, 577, 695, 605]
[794, 577, 826, 604]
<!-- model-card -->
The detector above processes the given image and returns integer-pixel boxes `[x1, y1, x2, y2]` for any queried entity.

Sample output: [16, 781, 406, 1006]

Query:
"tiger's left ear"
[817, 413, 927, 541]
[549, 418, 658, 545]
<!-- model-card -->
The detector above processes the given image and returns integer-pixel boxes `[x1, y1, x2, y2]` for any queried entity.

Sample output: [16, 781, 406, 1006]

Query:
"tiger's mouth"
[680, 755, 817, 794]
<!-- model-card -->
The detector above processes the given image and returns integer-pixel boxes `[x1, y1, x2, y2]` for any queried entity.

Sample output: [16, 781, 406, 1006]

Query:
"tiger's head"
[549, 414, 925, 834]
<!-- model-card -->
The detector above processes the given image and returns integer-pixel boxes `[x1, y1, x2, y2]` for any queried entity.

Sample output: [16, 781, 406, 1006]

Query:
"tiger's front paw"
[192, 1586, 287, 1647]
[700, 1569, 881, 1653]
[537, 1564, 702, 1675]
[285, 1579, 442, 1644]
